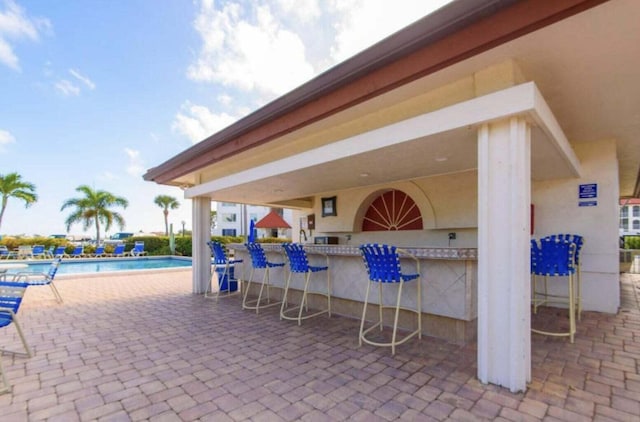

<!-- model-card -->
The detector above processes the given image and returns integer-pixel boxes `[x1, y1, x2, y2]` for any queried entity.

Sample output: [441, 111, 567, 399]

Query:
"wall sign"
[579, 201, 597, 207]
[579, 183, 597, 199]
[578, 183, 598, 207]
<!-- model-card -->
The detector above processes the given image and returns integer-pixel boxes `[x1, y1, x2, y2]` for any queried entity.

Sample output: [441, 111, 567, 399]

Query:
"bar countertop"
[228, 243, 477, 260]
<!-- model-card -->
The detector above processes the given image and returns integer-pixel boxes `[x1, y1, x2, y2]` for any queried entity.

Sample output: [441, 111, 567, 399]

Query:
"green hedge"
[1, 235, 293, 257]
[0, 236, 71, 251]
[623, 236, 640, 250]
[171, 236, 292, 257]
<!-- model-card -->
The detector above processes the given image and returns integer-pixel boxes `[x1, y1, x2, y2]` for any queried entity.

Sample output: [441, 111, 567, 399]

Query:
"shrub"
[0, 234, 292, 257]
[0, 236, 71, 251]
[624, 236, 640, 250]
[257, 237, 291, 244]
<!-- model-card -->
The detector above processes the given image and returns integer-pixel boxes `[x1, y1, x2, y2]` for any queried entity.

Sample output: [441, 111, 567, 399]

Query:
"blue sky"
[0, 0, 451, 238]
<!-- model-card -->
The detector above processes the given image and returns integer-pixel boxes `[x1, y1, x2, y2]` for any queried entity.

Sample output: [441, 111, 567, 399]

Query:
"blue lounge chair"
[130, 241, 147, 257]
[52, 246, 66, 258]
[110, 244, 126, 257]
[13, 258, 63, 304]
[0, 281, 32, 357]
[0, 246, 11, 260]
[31, 245, 46, 259]
[0, 280, 31, 394]
[65, 246, 84, 258]
[92, 245, 107, 258]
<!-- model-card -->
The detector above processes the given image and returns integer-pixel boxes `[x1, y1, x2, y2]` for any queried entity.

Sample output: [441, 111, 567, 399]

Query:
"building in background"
[620, 198, 640, 236]
[213, 203, 292, 239]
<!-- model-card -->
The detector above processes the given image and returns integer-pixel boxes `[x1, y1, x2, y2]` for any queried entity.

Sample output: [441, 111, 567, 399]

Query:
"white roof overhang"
[185, 82, 580, 208]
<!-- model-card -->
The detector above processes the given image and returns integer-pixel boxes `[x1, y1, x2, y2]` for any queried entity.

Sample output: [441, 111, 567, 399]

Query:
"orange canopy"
[255, 211, 291, 229]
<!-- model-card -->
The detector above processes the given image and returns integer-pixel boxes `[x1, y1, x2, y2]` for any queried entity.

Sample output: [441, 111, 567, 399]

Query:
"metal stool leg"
[359, 280, 373, 346]
[0, 357, 11, 394]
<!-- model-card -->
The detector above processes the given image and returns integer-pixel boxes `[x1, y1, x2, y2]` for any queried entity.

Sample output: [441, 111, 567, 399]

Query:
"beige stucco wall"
[292, 137, 620, 314]
[532, 138, 620, 313]
[296, 170, 478, 248]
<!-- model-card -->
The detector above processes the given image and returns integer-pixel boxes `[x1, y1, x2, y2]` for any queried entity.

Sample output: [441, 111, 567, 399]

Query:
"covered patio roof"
[144, 0, 640, 203]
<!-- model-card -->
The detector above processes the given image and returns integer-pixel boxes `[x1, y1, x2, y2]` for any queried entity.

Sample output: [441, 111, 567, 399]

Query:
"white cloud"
[100, 171, 117, 181]
[54, 79, 80, 96]
[69, 68, 96, 90]
[217, 94, 232, 106]
[54, 69, 96, 97]
[124, 148, 144, 177]
[276, 0, 321, 23]
[0, 128, 15, 152]
[328, 0, 453, 62]
[172, 101, 237, 144]
[187, 1, 452, 98]
[188, 1, 315, 99]
[54, 68, 95, 96]
[180, 0, 452, 141]
[0, 0, 51, 70]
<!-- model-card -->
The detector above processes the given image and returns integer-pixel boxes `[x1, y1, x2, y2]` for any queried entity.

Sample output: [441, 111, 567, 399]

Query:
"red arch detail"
[362, 190, 423, 231]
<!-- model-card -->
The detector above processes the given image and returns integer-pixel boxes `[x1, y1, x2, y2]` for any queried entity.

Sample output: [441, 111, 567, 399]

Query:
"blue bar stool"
[359, 244, 422, 355]
[532, 234, 584, 319]
[280, 243, 331, 325]
[243, 243, 284, 313]
[549, 234, 584, 320]
[206, 241, 243, 301]
[531, 237, 577, 343]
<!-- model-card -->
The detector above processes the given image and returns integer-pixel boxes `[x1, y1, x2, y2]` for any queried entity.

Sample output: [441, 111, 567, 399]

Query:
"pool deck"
[1, 269, 639, 421]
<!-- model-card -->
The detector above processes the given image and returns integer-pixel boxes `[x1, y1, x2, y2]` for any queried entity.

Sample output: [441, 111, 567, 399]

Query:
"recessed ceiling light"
[359, 172, 370, 177]
[435, 157, 448, 162]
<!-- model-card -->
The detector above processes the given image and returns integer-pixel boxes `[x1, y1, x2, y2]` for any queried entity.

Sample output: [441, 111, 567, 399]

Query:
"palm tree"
[154, 195, 180, 235]
[0, 172, 38, 232]
[61, 185, 129, 245]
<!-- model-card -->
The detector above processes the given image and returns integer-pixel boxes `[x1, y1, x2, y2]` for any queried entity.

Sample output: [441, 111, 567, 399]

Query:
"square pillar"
[192, 197, 211, 294]
[477, 117, 531, 392]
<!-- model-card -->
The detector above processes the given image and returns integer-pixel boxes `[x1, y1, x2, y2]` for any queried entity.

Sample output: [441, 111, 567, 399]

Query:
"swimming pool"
[14, 257, 192, 275]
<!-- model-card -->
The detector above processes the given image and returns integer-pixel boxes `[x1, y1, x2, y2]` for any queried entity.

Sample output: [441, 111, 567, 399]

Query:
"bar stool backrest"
[546, 234, 583, 265]
[360, 244, 405, 283]
[245, 243, 268, 269]
[530, 239, 541, 274]
[208, 241, 229, 265]
[532, 238, 576, 276]
[281, 243, 310, 273]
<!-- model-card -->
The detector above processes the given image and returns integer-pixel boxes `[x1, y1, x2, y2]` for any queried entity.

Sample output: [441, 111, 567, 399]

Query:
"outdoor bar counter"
[229, 243, 478, 343]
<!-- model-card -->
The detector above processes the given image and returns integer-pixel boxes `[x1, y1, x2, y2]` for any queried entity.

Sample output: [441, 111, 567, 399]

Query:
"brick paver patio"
[1, 268, 638, 421]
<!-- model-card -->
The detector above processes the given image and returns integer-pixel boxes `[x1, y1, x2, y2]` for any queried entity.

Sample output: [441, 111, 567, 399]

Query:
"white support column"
[192, 197, 211, 294]
[477, 117, 531, 393]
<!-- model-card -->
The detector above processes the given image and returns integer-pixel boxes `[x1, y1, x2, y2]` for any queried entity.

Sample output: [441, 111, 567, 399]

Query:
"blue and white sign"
[579, 183, 597, 199]
[579, 200, 597, 207]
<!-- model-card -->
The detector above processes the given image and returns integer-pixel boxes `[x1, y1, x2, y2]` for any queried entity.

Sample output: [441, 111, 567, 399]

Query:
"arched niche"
[353, 184, 435, 232]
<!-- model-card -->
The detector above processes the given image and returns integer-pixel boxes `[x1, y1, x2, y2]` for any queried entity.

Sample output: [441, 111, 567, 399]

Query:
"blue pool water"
[16, 257, 192, 275]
